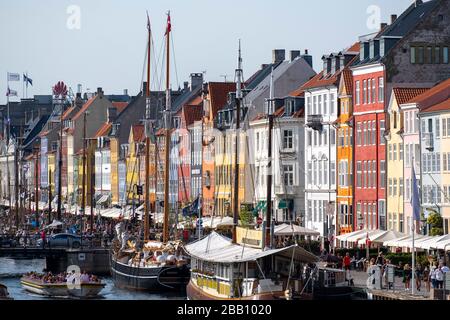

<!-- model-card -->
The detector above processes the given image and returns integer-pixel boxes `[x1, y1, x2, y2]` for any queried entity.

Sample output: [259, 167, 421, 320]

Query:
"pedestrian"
[435, 265, 444, 289]
[403, 264, 412, 291]
[415, 264, 422, 292]
[430, 262, 437, 288]
[375, 252, 384, 266]
[422, 266, 430, 293]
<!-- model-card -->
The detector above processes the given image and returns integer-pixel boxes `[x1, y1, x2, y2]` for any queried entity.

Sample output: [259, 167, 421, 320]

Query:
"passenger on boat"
[80, 271, 91, 283]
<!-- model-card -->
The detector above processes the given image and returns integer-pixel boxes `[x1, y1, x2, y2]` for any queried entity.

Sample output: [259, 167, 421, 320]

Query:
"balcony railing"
[423, 132, 434, 151]
[275, 185, 300, 195]
[307, 115, 323, 131]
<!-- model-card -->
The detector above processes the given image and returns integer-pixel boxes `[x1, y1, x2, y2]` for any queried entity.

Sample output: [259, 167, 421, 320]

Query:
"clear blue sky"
[0, 0, 415, 104]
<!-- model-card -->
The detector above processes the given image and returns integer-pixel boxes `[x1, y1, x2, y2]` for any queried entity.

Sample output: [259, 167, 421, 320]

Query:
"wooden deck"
[369, 290, 429, 300]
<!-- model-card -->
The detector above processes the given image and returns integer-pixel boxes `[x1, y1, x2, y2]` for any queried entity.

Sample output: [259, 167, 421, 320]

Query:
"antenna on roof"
[220, 75, 230, 82]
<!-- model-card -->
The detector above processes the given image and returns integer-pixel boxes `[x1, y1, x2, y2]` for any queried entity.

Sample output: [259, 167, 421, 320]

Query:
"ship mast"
[144, 11, 152, 242]
[163, 11, 171, 243]
[232, 40, 243, 244]
[265, 67, 274, 249]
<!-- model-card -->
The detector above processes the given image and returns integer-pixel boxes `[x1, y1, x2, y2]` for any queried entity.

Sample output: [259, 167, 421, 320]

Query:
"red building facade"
[352, 63, 386, 231]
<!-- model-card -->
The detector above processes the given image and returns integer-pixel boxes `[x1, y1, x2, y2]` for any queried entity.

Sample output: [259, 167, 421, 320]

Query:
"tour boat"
[20, 276, 105, 298]
[0, 284, 13, 300]
[185, 231, 318, 300]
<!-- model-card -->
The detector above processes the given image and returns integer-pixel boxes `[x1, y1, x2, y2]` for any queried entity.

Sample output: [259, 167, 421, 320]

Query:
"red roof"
[208, 82, 236, 119]
[421, 98, 450, 114]
[72, 96, 97, 121]
[346, 42, 360, 53]
[132, 125, 145, 143]
[393, 87, 430, 106]
[409, 78, 450, 110]
[112, 102, 128, 114]
[182, 105, 203, 127]
[289, 87, 305, 97]
[341, 69, 353, 93]
[93, 123, 112, 138]
[187, 95, 203, 106]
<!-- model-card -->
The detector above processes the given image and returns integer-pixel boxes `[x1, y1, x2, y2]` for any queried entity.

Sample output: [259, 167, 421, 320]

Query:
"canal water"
[0, 258, 186, 300]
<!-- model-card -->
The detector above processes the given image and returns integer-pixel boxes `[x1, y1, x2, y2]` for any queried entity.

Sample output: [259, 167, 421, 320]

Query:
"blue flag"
[23, 74, 33, 86]
[411, 165, 421, 222]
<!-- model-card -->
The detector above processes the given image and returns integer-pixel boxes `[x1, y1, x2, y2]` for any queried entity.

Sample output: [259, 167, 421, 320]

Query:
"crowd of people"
[24, 271, 101, 284]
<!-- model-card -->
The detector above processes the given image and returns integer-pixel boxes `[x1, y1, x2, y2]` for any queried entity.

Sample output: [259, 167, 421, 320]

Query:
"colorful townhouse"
[336, 67, 357, 235]
[416, 79, 450, 235]
[351, 0, 449, 232]
[387, 88, 428, 232]
[302, 44, 358, 241]
[201, 82, 236, 217]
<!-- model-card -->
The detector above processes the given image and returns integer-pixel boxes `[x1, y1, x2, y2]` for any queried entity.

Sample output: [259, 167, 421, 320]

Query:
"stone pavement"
[349, 270, 430, 298]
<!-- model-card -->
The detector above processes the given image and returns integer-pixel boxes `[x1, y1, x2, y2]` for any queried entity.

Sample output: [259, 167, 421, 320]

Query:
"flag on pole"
[23, 74, 33, 86]
[6, 87, 18, 97]
[7, 73, 20, 81]
[411, 165, 421, 222]
[165, 12, 171, 35]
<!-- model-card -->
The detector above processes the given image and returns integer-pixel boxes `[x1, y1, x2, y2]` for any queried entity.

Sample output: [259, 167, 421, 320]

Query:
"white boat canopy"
[274, 223, 320, 237]
[201, 216, 234, 229]
[185, 231, 319, 264]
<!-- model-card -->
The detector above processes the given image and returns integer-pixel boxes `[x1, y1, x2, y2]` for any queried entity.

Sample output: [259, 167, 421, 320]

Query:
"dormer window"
[286, 100, 294, 116]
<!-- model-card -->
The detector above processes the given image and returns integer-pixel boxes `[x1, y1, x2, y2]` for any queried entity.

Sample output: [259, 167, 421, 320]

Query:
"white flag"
[6, 87, 18, 97]
[7, 73, 20, 81]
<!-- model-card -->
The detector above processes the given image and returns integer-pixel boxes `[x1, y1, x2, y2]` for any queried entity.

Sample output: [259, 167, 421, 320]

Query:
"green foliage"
[427, 212, 443, 228]
[239, 207, 253, 227]
[430, 227, 444, 236]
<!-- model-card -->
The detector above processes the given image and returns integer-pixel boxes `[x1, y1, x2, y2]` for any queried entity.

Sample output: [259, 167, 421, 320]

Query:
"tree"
[239, 204, 254, 227]
[427, 211, 443, 236]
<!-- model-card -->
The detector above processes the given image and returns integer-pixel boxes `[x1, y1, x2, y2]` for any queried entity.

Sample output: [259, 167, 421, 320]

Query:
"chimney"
[190, 73, 203, 89]
[77, 84, 82, 94]
[289, 50, 301, 62]
[301, 49, 313, 68]
[97, 87, 104, 98]
[107, 107, 117, 123]
[83, 93, 88, 101]
[391, 14, 397, 24]
[380, 23, 388, 30]
[123, 89, 128, 96]
[142, 81, 148, 96]
[75, 92, 83, 109]
[272, 49, 285, 64]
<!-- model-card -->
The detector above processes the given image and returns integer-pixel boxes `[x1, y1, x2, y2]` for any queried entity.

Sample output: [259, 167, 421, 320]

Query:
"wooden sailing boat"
[110, 11, 190, 291]
[185, 42, 318, 300]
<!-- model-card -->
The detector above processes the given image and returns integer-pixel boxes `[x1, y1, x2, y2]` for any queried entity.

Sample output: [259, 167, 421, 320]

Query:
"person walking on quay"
[422, 266, 431, 293]
[415, 264, 422, 292]
[435, 265, 444, 289]
[403, 264, 412, 291]
[430, 262, 437, 288]
[375, 252, 384, 266]
[343, 252, 353, 285]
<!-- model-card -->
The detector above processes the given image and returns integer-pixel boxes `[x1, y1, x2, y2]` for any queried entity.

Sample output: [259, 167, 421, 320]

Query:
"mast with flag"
[411, 159, 421, 294]
[23, 73, 33, 99]
[144, 11, 152, 241]
[163, 11, 171, 243]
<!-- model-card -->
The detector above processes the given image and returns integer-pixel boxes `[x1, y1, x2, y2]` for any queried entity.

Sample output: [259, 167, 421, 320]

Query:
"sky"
[0, 0, 416, 104]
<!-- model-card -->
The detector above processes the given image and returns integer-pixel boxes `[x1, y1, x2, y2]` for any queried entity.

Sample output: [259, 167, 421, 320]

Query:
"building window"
[444, 47, 449, 64]
[355, 81, 360, 105]
[435, 47, 441, 64]
[380, 160, 386, 189]
[380, 120, 385, 144]
[426, 46, 433, 64]
[330, 161, 336, 186]
[283, 130, 293, 150]
[371, 78, 376, 103]
[363, 80, 367, 104]
[371, 121, 376, 145]
[283, 165, 294, 186]
[356, 123, 362, 146]
[357, 161, 362, 188]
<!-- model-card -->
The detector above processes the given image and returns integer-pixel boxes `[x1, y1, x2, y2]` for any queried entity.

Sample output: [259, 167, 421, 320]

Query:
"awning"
[356, 230, 390, 245]
[436, 238, 450, 250]
[336, 229, 368, 241]
[345, 229, 374, 243]
[274, 223, 320, 237]
[201, 216, 234, 229]
[366, 230, 406, 245]
[383, 235, 411, 247]
[416, 234, 450, 250]
[185, 231, 319, 264]
[278, 200, 288, 209]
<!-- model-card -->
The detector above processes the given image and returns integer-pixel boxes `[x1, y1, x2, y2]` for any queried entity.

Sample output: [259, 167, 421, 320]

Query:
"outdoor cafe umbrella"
[274, 223, 320, 237]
